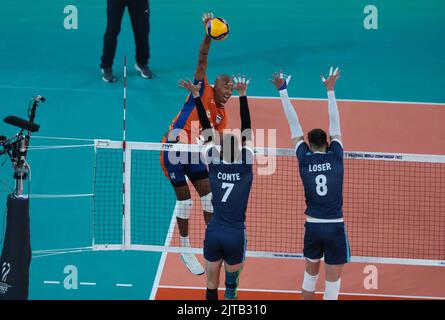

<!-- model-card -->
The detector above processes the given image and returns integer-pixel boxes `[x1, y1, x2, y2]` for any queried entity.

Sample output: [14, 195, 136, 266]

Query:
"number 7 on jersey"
[221, 182, 235, 202]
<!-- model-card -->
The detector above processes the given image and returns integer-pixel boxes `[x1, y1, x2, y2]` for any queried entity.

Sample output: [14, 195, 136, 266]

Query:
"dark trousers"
[100, 0, 150, 69]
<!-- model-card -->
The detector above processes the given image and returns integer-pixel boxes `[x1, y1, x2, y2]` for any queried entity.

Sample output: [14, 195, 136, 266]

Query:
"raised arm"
[271, 71, 304, 148]
[233, 75, 251, 146]
[194, 13, 213, 81]
[321, 67, 342, 143]
[178, 79, 215, 143]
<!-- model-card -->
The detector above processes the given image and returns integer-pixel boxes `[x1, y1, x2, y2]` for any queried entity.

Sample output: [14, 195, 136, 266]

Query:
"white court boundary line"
[0, 83, 444, 106]
[79, 282, 96, 286]
[233, 94, 445, 106]
[149, 214, 178, 300]
[157, 285, 445, 300]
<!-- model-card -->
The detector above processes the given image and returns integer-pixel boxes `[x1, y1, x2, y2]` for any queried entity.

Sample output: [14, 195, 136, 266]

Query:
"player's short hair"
[221, 133, 240, 163]
[308, 129, 328, 148]
[215, 74, 232, 87]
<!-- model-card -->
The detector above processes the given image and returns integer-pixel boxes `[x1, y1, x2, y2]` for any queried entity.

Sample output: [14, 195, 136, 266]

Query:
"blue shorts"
[204, 223, 247, 265]
[161, 149, 208, 187]
[303, 222, 350, 265]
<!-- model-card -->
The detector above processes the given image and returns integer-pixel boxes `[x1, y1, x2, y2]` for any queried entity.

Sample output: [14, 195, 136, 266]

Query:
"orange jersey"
[166, 78, 227, 144]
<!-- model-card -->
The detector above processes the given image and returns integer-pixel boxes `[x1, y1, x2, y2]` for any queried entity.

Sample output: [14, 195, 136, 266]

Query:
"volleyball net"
[92, 139, 445, 266]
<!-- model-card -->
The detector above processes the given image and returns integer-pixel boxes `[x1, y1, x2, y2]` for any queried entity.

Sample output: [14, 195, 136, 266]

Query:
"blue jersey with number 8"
[207, 147, 254, 229]
[296, 140, 344, 219]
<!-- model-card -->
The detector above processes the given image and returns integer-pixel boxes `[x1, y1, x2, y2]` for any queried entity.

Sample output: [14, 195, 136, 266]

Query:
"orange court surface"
[153, 96, 445, 300]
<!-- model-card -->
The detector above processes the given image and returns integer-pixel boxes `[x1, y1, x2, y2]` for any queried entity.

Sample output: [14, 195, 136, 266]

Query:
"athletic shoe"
[101, 68, 117, 83]
[180, 253, 205, 275]
[135, 63, 153, 79]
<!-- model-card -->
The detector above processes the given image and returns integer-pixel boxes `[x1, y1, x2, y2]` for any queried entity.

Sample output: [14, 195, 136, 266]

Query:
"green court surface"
[0, 0, 444, 299]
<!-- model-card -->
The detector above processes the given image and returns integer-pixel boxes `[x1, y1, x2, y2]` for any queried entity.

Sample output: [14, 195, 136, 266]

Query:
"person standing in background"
[100, 0, 153, 82]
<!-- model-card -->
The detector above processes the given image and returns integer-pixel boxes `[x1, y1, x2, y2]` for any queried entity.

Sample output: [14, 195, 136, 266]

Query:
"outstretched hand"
[321, 66, 341, 91]
[271, 71, 292, 91]
[179, 79, 202, 98]
[233, 74, 250, 97]
[202, 12, 214, 26]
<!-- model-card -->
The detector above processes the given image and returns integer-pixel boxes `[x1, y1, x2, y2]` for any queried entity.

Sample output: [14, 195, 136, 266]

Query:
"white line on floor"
[157, 285, 445, 300]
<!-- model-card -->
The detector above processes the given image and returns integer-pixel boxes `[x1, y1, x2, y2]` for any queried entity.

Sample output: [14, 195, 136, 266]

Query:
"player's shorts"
[303, 221, 350, 265]
[204, 223, 247, 265]
[160, 135, 208, 187]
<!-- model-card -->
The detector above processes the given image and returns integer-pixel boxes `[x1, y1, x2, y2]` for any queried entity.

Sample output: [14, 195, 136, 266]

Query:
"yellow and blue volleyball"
[206, 17, 229, 41]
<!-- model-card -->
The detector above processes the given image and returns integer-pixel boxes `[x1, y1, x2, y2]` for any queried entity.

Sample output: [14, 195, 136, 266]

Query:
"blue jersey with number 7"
[207, 147, 254, 229]
[296, 139, 344, 219]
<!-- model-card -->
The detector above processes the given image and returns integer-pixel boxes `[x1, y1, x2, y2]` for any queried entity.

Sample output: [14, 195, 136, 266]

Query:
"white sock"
[180, 236, 190, 248]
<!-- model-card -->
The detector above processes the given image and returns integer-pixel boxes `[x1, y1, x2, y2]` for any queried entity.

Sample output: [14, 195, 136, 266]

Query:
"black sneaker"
[101, 68, 117, 83]
[135, 63, 153, 79]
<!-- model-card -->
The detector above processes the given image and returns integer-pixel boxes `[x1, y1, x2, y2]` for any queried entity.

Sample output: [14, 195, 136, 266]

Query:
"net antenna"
[122, 56, 131, 250]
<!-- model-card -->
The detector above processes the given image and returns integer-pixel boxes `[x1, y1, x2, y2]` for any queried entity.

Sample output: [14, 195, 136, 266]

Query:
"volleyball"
[206, 17, 229, 41]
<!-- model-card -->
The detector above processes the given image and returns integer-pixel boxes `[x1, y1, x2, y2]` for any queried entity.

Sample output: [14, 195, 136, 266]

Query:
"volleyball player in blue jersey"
[272, 67, 350, 300]
[179, 75, 253, 300]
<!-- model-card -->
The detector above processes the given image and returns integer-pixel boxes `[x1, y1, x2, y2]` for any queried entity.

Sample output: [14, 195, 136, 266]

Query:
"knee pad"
[224, 267, 242, 300]
[200, 193, 213, 213]
[302, 271, 319, 292]
[323, 279, 341, 300]
[174, 199, 193, 219]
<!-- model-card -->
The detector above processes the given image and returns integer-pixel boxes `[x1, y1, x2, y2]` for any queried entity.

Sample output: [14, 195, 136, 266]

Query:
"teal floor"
[0, 0, 444, 299]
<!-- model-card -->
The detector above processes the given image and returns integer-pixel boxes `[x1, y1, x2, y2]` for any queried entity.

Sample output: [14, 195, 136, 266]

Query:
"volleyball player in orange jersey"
[160, 13, 237, 275]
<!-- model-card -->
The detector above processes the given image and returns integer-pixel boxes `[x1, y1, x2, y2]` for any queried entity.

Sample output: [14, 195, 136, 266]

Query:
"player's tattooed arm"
[195, 13, 214, 81]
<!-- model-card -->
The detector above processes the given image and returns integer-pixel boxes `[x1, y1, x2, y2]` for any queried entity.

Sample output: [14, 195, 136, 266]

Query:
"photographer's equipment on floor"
[0, 96, 44, 299]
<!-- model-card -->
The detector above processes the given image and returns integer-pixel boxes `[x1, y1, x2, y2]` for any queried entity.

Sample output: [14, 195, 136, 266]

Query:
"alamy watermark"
[63, 5, 78, 30]
[363, 5, 378, 30]
[164, 121, 279, 176]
